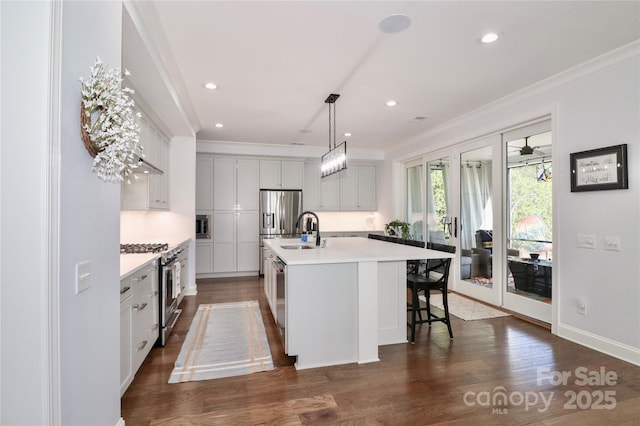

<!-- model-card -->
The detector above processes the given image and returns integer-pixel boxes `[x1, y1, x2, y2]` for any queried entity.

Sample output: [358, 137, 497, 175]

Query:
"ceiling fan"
[509, 136, 550, 157]
[520, 137, 534, 155]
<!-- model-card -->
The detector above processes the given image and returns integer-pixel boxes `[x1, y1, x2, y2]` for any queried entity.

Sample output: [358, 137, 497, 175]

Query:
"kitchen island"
[264, 237, 454, 370]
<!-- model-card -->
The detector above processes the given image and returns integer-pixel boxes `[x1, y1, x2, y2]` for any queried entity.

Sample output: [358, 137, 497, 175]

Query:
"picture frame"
[570, 144, 628, 192]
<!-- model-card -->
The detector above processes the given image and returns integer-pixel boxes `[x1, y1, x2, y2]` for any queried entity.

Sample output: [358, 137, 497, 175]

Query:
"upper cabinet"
[121, 112, 170, 210]
[259, 159, 304, 190]
[303, 163, 377, 211]
[339, 165, 377, 211]
[214, 157, 259, 211]
[196, 155, 214, 211]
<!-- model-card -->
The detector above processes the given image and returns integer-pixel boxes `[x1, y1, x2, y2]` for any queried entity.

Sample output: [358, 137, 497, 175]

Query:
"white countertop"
[264, 237, 454, 266]
[120, 253, 160, 279]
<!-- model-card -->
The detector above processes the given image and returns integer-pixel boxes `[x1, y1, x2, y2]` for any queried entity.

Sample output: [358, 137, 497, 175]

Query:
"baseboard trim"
[116, 417, 126, 426]
[558, 323, 640, 366]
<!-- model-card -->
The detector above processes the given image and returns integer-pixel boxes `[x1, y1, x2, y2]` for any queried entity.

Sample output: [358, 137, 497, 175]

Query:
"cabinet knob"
[137, 340, 148, 351]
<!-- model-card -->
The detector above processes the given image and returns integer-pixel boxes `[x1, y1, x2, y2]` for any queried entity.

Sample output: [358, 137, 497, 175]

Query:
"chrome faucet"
[295, 211, 321, 247]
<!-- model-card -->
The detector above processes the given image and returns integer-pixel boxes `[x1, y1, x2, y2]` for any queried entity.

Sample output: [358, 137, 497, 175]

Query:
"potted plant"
[385, 220, 411, 239]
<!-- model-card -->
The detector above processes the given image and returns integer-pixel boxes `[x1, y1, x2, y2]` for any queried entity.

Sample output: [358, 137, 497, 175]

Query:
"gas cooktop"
[120, 243, 169, 254]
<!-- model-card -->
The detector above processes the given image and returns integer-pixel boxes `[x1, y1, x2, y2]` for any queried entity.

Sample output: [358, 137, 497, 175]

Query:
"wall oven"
[159, 245, 184, 346]
[195, 215, 210, 240]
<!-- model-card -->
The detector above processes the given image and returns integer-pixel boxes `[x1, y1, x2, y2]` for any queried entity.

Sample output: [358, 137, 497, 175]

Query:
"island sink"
[280, 244, 316, 250]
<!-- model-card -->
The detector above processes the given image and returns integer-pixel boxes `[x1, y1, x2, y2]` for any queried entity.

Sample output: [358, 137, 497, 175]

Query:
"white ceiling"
[122, 1, 639, 153]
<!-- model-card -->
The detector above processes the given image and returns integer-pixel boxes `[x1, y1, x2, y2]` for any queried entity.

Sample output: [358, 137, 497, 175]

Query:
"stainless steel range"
[120, 242, 184, 346]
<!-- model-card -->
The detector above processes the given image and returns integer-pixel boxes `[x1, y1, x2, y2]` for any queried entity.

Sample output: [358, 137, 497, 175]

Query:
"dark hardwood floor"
[121, 277, 640, 425]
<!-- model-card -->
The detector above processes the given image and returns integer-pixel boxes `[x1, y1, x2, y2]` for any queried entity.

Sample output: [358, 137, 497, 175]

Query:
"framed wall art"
[570, 144, 628, 192]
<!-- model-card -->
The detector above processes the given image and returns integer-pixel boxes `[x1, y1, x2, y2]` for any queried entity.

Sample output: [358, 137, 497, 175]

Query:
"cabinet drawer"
[120, 276, 133, 303]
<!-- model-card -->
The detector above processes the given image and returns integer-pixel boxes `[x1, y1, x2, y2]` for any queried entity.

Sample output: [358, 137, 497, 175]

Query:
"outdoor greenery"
[509, 162, 553, 255]
[430, 167, 448, 239]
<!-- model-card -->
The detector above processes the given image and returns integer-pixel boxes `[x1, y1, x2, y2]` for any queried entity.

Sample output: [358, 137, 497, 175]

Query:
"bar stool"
[407, 243, 456, 343]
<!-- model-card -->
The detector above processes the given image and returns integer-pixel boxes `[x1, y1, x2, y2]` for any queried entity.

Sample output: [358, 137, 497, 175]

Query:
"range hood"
[135, 157, 164, 175]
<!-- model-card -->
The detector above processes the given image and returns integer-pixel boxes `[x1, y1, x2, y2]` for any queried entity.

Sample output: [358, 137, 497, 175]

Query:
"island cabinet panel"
[377, 261, 407, 345]
[286, 263, 358, 369]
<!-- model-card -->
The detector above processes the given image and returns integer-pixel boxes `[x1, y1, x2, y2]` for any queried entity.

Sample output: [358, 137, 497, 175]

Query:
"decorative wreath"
[79, 57, 142, 183]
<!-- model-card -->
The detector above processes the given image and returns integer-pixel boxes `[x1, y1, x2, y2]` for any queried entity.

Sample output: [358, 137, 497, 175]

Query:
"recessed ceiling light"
[344, 132, 352, 137]
[379, 14, 411, 34]
[215, 123, 224, 128]
[481, 32, 500, 43]
[386, 100, 398, 107]
[204, 82, 218, 90]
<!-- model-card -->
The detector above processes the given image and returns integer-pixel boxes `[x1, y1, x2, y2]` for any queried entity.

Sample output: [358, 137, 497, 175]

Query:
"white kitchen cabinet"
[303, 162, 339, 211]
[212, 210, 259, 273]
[339, 165, 377, 211]
[120, 259, 159, 396]
[208, 157, 260, 274]
[121, 115, 170, 210]
[237, 211, 259, 271]
[120, 289, 134, 396]
[213, 157, 259, 211]
[196, 155, 214, 210]
[263, 248, 277, 321]
[148, 134, 170, 209]
[195, 242, 214, 274]
[260, 159, 303, 190]
[304, 162, 375, 211]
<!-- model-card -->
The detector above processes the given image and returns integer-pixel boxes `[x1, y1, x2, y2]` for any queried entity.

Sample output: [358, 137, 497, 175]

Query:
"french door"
[404, 119, 553, 324]
[450, 135, 502, 307]
[502, 121, 552, 322]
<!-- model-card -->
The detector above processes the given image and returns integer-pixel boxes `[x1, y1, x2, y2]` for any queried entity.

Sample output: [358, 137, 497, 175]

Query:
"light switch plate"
[75, 261, 91, 294]
[604, 236, 621, 251]
[577, 234, 596, 249]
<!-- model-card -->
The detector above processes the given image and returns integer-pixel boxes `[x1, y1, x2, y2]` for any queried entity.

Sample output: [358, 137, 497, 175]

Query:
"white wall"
[1, 2, 54, 424]
[386, 43, 640, 365]
[58, 2, 123, 424]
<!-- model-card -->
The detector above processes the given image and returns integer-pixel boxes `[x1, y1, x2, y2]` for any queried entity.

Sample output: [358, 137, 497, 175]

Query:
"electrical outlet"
[76, 261, 91, 294]
[577, 297, 587, 315]
[577, 234, 596, 249]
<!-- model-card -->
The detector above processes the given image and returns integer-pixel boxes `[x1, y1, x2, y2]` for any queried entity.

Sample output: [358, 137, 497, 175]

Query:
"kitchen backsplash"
[316, 211, 385, 232]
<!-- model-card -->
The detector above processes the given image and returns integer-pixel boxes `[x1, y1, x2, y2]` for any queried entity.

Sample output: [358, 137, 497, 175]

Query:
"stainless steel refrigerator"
[259, 189, 303, 275]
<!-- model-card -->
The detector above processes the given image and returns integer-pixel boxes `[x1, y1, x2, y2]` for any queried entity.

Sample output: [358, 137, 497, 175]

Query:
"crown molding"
[395, 40, 640, 152]
[196, 139, 384, 161]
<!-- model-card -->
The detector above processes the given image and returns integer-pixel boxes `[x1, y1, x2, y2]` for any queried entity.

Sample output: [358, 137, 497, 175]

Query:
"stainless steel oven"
[195, 215, 210, 239]
[159, 246, 184, 345]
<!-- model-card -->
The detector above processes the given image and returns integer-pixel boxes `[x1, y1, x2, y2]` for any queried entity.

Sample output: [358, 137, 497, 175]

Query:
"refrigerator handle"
[263, 213, 274, 229]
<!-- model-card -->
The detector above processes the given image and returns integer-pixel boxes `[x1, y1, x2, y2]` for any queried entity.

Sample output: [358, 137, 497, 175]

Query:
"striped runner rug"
[168, 300, 274, 383]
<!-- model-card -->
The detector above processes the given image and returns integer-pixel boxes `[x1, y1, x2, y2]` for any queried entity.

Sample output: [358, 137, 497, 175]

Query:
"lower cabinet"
[263, 248, 277, 320]
[120, 259, 159, 396]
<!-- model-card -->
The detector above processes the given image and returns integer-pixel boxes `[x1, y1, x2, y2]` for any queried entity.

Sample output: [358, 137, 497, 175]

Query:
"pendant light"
[321, 93, 347, 178]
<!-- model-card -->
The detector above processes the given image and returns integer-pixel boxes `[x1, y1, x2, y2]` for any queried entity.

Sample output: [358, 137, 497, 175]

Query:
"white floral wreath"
[80, 57, 142, 183]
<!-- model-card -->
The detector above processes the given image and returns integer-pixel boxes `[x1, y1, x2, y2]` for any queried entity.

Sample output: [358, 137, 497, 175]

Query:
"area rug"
[168, 300, 274, 383]
[420, 293, 510, 321]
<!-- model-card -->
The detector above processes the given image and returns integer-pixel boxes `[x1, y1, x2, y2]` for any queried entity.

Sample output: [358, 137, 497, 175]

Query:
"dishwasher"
[273, 257, 286, 349]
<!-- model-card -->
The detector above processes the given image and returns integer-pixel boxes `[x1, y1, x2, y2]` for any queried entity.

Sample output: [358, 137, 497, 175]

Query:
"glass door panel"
[406, 163, 424, 240]
[426, 158, 450, 245]
[453, 136, 501, 306]
[504, 124, 552, 323]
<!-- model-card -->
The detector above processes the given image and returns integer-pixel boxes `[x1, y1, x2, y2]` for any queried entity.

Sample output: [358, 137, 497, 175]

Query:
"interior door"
[451, 135, 502, 306]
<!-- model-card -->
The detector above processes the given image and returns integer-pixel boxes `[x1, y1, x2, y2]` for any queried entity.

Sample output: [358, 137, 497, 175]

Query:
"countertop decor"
[80, 57, 142, 183]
